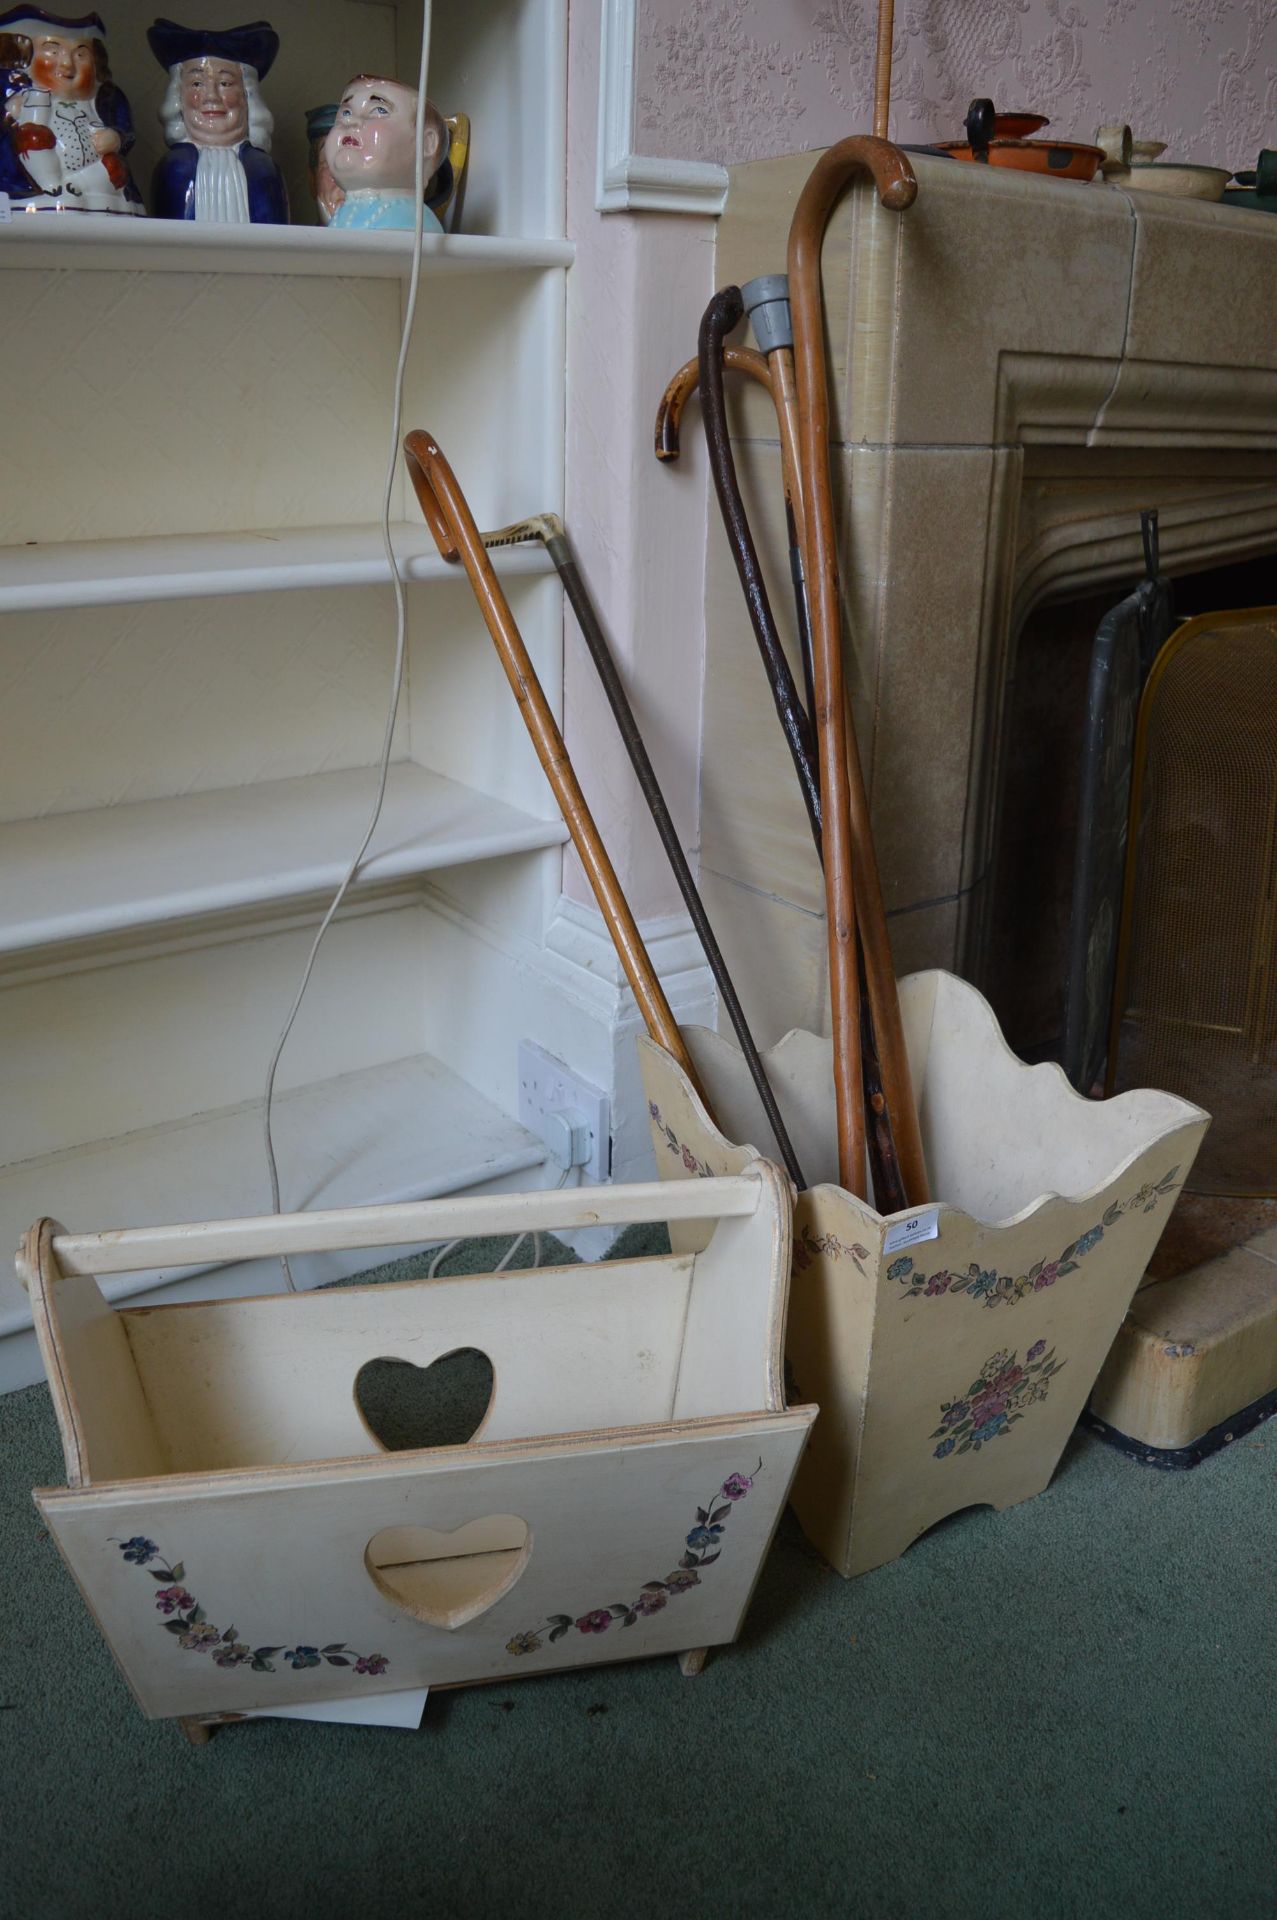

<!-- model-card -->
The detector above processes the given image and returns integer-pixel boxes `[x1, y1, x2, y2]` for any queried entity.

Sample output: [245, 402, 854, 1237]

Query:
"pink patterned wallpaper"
[635, 0, 1277, 170]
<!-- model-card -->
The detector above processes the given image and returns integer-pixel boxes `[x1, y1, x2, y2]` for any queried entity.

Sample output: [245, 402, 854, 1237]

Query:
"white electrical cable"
[426, 1162, 578, 1282]
[495, 1159, 579, 1275]
[263, 5, 433, 1290]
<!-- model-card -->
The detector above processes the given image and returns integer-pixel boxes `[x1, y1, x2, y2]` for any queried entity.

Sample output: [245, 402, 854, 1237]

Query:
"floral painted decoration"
[113, 1539, 388, 1677]
[793, 1222, 870, 1278]
[648, 1101, 717, 1179]
[891, 1167, 1181, 1310]
[931, 1340, 1065, 1459]
[505, 1465, 759, 1658]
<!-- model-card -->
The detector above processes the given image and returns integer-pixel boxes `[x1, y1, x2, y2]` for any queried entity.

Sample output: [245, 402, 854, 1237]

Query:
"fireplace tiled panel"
[713, 149, 1135, 450]
[705, 152, 1277, 1035]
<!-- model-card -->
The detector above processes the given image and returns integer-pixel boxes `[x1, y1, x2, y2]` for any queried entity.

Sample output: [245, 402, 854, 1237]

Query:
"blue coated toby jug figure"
[147, 16, 288, 223]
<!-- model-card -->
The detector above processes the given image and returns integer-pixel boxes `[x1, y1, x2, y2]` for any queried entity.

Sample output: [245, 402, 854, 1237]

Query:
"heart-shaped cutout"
[354, 1348, 495, 1452]
[365, 1516, 531, 1630]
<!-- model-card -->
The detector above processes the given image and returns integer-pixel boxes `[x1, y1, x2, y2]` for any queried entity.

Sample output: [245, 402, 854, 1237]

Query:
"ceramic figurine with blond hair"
[323, 75, 446, 232]
[0, 8, 141, 213]
[147, 17, 287, 224]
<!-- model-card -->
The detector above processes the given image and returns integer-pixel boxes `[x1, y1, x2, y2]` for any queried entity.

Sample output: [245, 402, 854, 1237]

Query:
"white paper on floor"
[245, 1687, 429, 1729]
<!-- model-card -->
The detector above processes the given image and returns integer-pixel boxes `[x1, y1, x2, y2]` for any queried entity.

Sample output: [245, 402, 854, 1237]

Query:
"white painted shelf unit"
[0, 0, 572, 1389]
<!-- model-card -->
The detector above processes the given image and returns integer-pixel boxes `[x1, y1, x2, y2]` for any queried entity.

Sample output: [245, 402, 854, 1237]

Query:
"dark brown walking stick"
[403, 430, 706, 1104]
[477, 509, 807, 1191]
[737, 278, 820, 734]
[699, 286, 825, 861]
[788, 137, 924, 1199]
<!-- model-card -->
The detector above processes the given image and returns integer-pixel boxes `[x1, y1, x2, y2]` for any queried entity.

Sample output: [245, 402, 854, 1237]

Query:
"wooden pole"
[763, 333, 928, 1209]
[787, 136, 918, 1196]
[873, 0, 895, 140]
[403, 430, 706, 1100]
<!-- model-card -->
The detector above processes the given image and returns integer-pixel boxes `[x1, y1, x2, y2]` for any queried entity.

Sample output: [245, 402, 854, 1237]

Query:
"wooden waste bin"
[640, 970, 1207, 1578]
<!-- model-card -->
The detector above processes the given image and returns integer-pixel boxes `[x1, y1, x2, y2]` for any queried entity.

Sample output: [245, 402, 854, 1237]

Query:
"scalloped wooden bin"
[22, 1172, 814, 1735]
[639, 971, 1207, 1579]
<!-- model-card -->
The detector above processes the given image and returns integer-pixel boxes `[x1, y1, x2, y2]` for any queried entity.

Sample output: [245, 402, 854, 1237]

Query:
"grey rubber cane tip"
[741, 273, 793, 354]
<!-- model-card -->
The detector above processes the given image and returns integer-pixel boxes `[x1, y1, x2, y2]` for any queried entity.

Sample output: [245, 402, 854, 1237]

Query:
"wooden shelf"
[0, 762, 568, 956]
[0, 1050, 549, 1343]
[0, 523, 556, 614]
[0, 216, 574, 280]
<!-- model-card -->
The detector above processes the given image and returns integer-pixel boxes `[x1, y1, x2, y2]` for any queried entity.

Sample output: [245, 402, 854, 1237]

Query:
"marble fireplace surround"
[698, 151, 1277, 1046]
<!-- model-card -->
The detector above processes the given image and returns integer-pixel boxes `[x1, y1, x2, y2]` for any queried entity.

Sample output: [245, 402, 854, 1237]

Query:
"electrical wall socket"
[517, 1040, 610, 1182]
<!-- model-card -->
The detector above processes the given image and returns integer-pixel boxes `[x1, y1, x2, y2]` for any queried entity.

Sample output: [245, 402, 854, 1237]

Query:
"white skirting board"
[420, 889, 718, 1194]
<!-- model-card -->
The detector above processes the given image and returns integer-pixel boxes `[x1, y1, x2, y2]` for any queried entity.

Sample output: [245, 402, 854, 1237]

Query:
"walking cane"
[655, 346, 772, 460]
[403, 430, 707, 1108]
[657, 340, 817, 728]
[788, 136, 919, 1197]
[672, 298, 910, 1211]
[741, 273, 930, 1210]
[476, 509, 807, 1191]
[699, 287, 824, 860]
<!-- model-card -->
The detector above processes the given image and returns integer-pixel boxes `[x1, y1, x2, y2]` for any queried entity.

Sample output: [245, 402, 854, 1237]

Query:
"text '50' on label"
[883, 1206, 941, 1255]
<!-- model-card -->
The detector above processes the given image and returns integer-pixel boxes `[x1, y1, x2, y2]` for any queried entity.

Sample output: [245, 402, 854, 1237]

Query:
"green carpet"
[2, 1227, 1274, 1919]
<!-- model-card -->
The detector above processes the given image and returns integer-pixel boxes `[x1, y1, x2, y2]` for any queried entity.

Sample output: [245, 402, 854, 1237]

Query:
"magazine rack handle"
[29, 1172, 774, 1280]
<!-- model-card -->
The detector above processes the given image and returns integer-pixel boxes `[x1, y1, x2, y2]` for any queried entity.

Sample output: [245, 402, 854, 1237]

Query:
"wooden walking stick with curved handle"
[788, 137, 923, 1198]
[655, 346, 772, 462]
[657, 338, 816, 726]
[741, 271, 930, 1208]
[403, 429, 705, 1101]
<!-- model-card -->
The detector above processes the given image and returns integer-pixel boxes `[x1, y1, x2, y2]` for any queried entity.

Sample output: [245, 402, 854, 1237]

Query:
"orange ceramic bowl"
[935, 137, 1105, 182]
[992, 111, 1050, 140]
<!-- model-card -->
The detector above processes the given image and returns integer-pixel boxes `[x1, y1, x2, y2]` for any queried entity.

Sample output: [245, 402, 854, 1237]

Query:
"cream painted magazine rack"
[640, 970, 1208, 1579]
[23, 1170, 813, 1736]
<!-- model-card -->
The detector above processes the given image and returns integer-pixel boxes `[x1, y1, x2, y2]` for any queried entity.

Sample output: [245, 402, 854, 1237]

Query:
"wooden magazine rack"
[23, 1171, 813, 1736]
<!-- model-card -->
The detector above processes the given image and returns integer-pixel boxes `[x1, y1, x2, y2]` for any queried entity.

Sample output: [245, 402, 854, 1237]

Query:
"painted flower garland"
[890, 1167, 1181, 1309]
[648, 1101, 717, 1179]
[114, 1538, 389, 1677]
[646, 1110, 1180, 1319]
[931, 1340, 1065, 1458]
[793, 1223, 870, 1278]
[505, 1465, 759, 1658]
